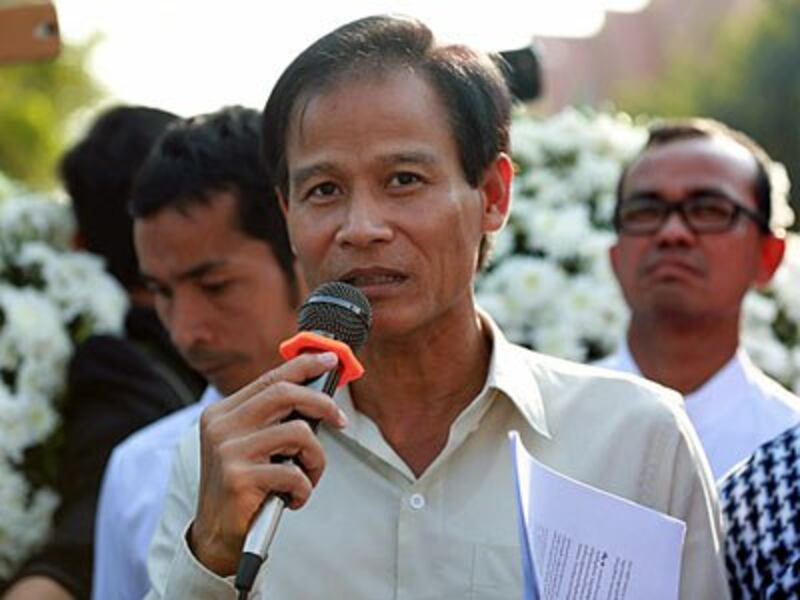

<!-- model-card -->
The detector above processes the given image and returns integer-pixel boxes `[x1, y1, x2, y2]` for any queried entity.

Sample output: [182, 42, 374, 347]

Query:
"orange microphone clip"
[279, 331, 365, 387]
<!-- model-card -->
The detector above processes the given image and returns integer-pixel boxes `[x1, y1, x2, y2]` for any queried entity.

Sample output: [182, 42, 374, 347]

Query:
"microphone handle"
[235, 367, 341, 595]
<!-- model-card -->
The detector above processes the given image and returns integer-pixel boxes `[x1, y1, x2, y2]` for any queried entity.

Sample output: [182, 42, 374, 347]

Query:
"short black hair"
[261, 15, 512, 269]
[130, 106, 296, 293]
[60, 105, 179, 289]
[615, 117, 794, 236]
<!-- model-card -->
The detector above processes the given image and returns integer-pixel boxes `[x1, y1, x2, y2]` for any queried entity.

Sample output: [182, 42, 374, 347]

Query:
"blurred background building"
[536, 0, 760, 112]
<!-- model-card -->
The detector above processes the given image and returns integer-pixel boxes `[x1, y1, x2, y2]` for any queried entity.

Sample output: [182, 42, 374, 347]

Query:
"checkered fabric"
[720, 424, 800, 598]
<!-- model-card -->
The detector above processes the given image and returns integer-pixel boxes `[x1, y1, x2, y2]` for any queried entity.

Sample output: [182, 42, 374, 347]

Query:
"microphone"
[235, 281, 371, 598]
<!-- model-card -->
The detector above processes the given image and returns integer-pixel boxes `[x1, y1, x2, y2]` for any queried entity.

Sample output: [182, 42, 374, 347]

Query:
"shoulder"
[721, 423, 800, 502]
[68, 333, 176, 407]
[70, 333, 148, 376]
[748, 363, 800, 412]
[111, 402, 207, 468]
[720, 423, 800, 592]
[505, 345, 716, 524]
[517, 344, 683, 417]
[507, 345, 699, 474]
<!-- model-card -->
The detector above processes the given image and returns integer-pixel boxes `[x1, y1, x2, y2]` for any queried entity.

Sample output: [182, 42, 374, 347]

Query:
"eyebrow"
[140, 259, 227, 286]
[624, 187, 738, 203]
[378, 151, 439, 168]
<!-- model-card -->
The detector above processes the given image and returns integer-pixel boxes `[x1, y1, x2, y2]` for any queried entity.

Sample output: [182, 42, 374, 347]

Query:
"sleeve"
[11, 336, 182, 599]
[661, 400, 731, 600]
[145, 426, 237, 599]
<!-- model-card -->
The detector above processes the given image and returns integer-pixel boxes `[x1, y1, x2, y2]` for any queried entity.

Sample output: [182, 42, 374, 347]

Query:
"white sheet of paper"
[509, 431, 686, 600]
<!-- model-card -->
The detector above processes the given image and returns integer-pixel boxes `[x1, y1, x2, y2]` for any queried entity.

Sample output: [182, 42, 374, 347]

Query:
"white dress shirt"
[598, 342, 800, 480]
[145, 314, 729, 599]
[92, 386, 221, 600]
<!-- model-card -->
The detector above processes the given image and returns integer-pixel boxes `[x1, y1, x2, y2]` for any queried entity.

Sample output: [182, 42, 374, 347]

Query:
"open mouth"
[340, 268, 407, 289]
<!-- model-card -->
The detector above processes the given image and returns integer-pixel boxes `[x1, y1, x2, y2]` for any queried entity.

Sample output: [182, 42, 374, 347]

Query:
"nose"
[334, 190, 393, 248]
[655, 209, 695, 246]
[166, 291, 213, 353]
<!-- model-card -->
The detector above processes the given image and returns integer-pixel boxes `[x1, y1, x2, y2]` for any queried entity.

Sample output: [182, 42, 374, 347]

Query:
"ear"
[480, 153, 513, 233]
[754, 234, 785, 287]
[276, 186, 289, 218]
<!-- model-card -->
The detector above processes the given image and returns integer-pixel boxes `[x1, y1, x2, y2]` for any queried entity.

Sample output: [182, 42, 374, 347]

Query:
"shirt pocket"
[470, 542, 523, 600]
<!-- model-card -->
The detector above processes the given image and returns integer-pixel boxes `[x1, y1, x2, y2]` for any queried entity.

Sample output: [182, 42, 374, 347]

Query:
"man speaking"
[146, 15, 728, 598]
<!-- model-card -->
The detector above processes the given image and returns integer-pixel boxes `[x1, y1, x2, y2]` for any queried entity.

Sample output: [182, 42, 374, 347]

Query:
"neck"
[351, 305, 492, 477]
[626, 312, 739, 395]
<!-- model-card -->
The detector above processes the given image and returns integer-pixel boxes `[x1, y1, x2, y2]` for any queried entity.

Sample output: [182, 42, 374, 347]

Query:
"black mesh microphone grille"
[297, 281, 372, 350]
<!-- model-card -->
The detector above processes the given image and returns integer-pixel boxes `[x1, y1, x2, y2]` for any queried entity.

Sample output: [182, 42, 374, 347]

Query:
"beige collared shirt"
[145, 315, 729, 599]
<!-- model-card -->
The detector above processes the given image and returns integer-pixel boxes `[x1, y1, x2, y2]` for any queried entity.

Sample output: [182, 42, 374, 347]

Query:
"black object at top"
[298, 282, 372, 351]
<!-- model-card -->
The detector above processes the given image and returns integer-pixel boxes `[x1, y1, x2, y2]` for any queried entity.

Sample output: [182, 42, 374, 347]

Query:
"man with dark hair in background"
[2, 106, 205, 600]
[147, 16, 728, 598]
[601, 118, 800, 480]
[93, 106, 302, 600]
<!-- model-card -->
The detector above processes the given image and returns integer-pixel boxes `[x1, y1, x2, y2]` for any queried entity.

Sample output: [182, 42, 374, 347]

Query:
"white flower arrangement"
[477, 107, 800, 392]
[0, 191, 128, 579]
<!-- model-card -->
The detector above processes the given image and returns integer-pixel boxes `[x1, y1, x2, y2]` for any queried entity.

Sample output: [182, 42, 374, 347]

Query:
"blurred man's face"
[610, 137, 783, 325]
[134, 191, 298, 395]
[280, 71, 510, 342]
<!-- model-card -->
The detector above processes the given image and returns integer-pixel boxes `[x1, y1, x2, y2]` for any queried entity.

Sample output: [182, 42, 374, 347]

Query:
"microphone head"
[297, 281, 372, 350]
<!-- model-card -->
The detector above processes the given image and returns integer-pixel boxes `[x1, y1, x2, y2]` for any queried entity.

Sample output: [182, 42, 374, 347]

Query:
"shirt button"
[409, 493, 426, 510]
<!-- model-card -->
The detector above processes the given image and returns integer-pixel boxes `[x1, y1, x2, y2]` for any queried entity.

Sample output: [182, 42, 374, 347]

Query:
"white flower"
[533, 320, 587, 362]
[768, 162, 795, 232]
[521, 203, 594, 260]
[16, 243, 127, 334]
[742, 291, 778, 327]
[742, 327, 794, 384]
[0, 195, 74, 252]
[0, 459, 58, 578]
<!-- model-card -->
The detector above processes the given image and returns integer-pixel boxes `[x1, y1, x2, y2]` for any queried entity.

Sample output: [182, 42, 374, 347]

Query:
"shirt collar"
[612, 338, 751, 403]
[334, 309, 551, 441]
[685, 349, 748, 404]
[200, 386, 222, 407]
[479, 310, 552, 439]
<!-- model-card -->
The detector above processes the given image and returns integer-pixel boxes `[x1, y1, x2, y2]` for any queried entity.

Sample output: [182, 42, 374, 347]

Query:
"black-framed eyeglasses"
[614, 194, 769, 236]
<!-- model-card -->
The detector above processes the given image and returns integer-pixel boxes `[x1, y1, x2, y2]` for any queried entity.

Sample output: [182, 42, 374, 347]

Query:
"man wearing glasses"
[601, 118, 800, 480]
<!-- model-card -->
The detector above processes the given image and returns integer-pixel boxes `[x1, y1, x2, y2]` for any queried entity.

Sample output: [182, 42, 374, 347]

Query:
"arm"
[146, 352, 347, 595]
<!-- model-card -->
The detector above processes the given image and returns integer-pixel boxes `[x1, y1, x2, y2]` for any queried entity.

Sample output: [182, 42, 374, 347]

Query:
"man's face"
[134, 191, 298, 395]
[281, 71, 510, 341]
[610, 136, 782, 324]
